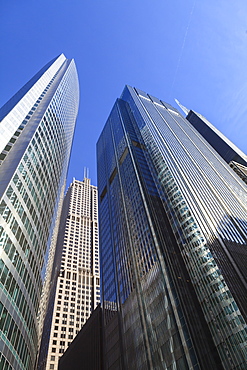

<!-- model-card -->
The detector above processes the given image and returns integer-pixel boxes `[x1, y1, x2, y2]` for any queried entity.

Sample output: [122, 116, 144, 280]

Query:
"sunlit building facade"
[97, 86, 247, 369]
[0, 54, 79, 370]
[38, 177, 100, 370]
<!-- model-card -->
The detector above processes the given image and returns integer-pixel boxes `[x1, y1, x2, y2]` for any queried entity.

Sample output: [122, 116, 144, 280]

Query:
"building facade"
[58, 305, 104, 370]
[97, 86, 247, 369]
[184, 108, 247, 167]
[183, 109, 247, 185]
[0, 54, 79, 370]
[38, 177, 100, 370]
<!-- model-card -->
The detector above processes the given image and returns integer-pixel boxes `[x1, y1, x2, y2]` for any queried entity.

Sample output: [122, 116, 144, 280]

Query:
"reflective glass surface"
[97, 86, 247, 369]
[0, 55, 79, 369]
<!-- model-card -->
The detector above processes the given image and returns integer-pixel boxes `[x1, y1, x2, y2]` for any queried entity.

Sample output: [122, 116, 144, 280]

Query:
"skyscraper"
[180, 106, 247, 168]
[97, 86, 247, 369]
[0, 54, 79, 370]
[58, 305, 104, 370]
[183, 108, 247, 184]
[38, 177, 100, 370]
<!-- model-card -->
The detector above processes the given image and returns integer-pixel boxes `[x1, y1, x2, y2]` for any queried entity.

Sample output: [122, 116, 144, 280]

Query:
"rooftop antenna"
[83, 167, 89, 179]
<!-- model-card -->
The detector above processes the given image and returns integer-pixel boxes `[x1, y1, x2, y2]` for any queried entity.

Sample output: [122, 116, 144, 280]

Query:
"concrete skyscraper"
[38, 177, 100, 370]
[0, 54, 79, 370]
[97, 86, 247, 369]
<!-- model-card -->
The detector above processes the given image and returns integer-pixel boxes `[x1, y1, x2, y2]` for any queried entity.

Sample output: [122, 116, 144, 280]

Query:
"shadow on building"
[58, 305, 104, 370]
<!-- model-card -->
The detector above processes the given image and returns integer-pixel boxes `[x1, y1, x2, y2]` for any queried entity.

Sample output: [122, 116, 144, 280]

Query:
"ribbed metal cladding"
[97, 85, 247, 369]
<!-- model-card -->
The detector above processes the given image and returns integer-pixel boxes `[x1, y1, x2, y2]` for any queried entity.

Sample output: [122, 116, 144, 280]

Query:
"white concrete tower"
[39, 177, 100, 370]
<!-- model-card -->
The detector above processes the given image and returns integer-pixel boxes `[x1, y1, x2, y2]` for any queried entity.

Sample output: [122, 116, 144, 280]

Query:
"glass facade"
[185, 109, 247, 167]
[0, 54, 79, 370]
[97, 86, 247, 369]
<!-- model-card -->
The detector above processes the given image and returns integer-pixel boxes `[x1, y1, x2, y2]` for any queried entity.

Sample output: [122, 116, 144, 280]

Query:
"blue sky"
[1, 0, 247, 188]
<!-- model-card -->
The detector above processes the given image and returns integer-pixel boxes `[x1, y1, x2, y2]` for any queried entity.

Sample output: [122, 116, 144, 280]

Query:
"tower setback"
[38, 177, 100, 370]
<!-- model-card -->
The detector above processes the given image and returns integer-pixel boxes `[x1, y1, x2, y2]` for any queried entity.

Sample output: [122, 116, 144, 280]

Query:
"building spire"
[175, 98, 190, 115]
[84, 167, 89, 179]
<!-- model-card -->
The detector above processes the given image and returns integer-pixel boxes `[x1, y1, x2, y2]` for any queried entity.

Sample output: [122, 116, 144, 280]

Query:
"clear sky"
[1, 0, 247, 188]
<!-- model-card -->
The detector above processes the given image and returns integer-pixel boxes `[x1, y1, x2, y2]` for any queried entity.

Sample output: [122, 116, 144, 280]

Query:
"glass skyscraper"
[181, 107, 247, 168]
[0, 54, 79, 370]
[183, 108, 247, 184]
[97, 86, 247, 369]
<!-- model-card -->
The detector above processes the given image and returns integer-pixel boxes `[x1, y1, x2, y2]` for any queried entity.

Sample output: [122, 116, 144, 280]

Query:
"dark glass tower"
[185, 109, 247, 166]
[97, 86, 247, 369]
[0, 54, 79, 369]
[184, 109, 247, 184]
